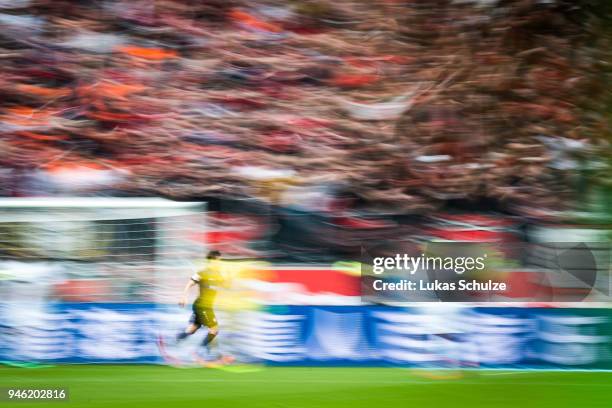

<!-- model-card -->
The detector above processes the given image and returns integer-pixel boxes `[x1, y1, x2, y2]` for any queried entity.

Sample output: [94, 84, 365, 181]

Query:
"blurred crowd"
[0, 0, 610, 216]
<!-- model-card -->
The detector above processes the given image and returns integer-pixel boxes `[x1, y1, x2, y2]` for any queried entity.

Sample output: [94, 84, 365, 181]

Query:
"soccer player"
[176, 250, 224, 357]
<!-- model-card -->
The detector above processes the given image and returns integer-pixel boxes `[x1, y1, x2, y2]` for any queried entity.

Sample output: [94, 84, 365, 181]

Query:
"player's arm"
[178, 275, 199, 307]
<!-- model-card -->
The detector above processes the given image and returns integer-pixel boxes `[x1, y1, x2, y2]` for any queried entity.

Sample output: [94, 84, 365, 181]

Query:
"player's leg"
[176, 304, 202, 342]
[200, 309, 219, 353]
[202, 325, 219, 348]
[194, 309, 235, 366]
[176, 322, 200, 342]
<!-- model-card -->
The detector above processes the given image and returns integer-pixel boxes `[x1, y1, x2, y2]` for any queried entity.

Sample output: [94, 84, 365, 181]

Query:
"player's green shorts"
[190, 303, 218, 328]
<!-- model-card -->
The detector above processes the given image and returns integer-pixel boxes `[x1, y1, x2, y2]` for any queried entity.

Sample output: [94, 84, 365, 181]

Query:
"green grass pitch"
[2, 365, 612, 408]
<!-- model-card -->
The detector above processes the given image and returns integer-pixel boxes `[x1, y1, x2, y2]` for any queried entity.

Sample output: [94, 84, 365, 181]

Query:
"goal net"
[0, 198, 207, 305]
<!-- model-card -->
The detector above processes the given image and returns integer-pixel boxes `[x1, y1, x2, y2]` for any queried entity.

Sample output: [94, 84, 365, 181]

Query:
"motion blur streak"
[0, 2, 612, 406]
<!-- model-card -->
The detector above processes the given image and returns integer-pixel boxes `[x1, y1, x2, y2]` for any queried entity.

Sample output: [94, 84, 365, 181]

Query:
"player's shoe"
[157, 335, 183, 366]
[192, 351, 221, 368]
[192, 351, 235, 368]
[220, 355, 235, 365]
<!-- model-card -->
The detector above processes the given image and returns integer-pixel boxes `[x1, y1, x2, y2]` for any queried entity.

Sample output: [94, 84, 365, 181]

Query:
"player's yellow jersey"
[191, 259, 224, 309]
